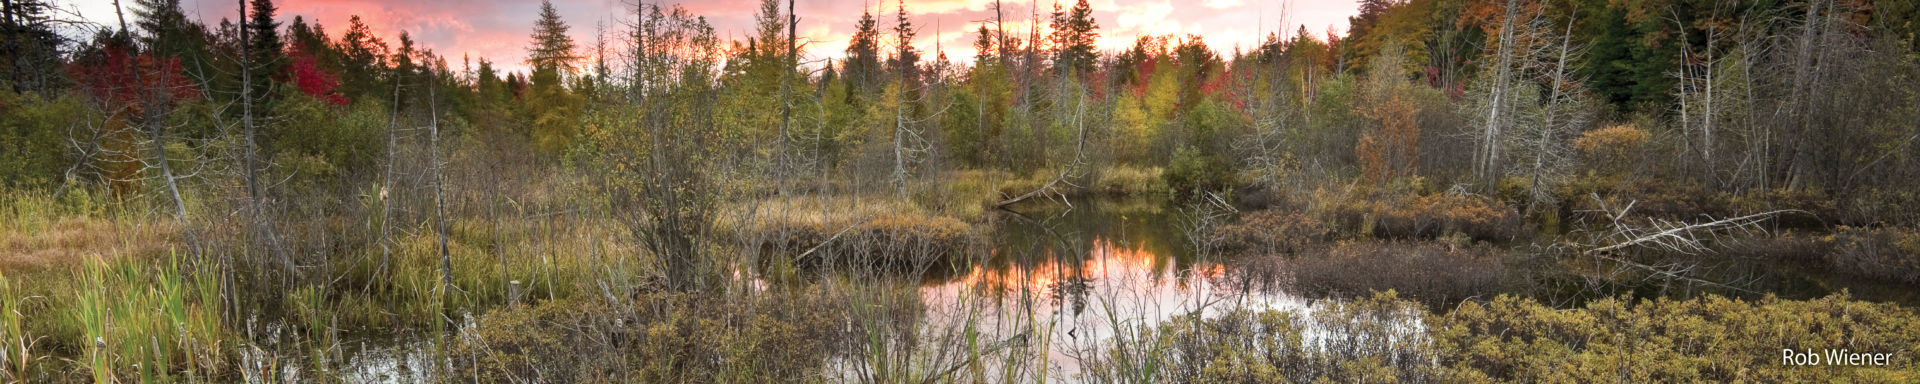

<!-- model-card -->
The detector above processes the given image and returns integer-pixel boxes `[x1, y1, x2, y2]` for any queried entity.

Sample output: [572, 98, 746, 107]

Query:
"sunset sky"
[69, 0, 1361, 73]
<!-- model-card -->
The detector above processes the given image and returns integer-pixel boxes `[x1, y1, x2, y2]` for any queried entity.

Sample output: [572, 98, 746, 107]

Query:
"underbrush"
[728, 196, 975, 270]
[1300, 185, 1521, 242]
[1211, 209, 1330, 255]
[1125, 291, 1437, 383]
[1129, 291, 1919, 383]
[450, 286, 868, 383]
[1728, 226, 1920, 285]
[1436, 293, 1919, 382]
[1230, 241, 1511, 305]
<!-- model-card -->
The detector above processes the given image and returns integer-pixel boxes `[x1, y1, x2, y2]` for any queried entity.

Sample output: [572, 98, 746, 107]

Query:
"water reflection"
[917, 199, 1308, 379]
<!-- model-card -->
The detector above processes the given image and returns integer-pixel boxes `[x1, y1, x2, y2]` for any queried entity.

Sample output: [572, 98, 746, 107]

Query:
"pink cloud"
[78, 0, 1359, 74]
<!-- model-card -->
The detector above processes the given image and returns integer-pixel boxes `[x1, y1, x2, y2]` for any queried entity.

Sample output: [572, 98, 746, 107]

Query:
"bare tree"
[1509, 15, 1589, 212]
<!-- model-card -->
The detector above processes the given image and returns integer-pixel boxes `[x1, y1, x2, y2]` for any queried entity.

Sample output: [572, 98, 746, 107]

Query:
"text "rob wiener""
[1782, 349, 1895, 366]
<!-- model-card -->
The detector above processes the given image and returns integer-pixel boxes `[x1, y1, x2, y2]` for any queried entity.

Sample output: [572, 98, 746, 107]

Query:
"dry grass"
[724, 195, 976, 268]
[0, 217, 174, 272]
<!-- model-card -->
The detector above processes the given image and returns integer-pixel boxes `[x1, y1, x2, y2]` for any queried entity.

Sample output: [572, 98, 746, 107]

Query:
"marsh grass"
[66, 250, 226, 382]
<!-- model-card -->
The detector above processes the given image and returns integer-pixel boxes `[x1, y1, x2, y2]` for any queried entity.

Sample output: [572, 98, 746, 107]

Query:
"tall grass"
[0, 270, 41, 382]
[68, 250, 226, 382]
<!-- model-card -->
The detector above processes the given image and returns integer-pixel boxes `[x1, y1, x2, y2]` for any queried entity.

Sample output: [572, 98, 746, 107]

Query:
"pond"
[915, 198, 1318, 380]
[325, 196, 1920, 382]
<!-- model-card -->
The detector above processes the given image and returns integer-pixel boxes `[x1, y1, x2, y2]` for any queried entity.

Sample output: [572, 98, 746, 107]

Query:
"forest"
[2, 0, 1919, 381]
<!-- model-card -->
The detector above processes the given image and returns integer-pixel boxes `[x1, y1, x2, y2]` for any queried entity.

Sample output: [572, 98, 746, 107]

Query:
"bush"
[1133, 292, 1920, 383]
[1164, 145, 1233, 195]
[1259, 241, 1509, 305]
[451, 289, 849, 383]
[0, 92, 88, 188]
[1212, 209, 1329, 254]
[1147, 291, 1437, 383]
[1091, 165, 1167, 197]
[1828, 226, 1920, 284]
[1572, 124, 1648, 179]
[1325, 191, 1521, 242]
[1436, 293, 1920, 382]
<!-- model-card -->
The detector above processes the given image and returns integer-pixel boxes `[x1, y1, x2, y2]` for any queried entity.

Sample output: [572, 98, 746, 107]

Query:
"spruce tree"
[0, 0, 62, 92]
[845, 9, 881, 92]
[527, 0, 579, 73]
[244, 0, 284, 119]
[1048, 0, 1098, 77]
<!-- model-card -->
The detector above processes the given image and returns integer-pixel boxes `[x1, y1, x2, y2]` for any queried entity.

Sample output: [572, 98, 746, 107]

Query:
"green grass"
[67, 250, 227, 382]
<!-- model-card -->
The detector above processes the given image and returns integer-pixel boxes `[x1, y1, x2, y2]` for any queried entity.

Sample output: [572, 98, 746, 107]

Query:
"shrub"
[1573, 124, 1648, 178]
[1828, 226, 1920, 284]
[1133, 292, 1920, 383]
[1146, 291, 1438, 383]
[1092, 165, 1168, 197]
[1266, 241, 1510, 305]
[1436, 293, 1920, 382]
[451, 289, 850, 383]
[1164, 145, 1233, 195]
[1325, 191, 1521, 242]
[1211, 209, 1330, 255]
[0, 92, 87, 188]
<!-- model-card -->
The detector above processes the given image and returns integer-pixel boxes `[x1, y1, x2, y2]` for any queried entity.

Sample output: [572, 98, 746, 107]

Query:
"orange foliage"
[1357, 94, 1420, 184]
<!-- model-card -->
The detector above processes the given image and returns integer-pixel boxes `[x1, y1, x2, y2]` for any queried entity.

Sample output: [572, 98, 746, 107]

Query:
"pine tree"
[244, 0, 284, 116]
[845, 8, 881, 92]
[0, 0, 62, 92]
[336, 15, 387, 97]
[527, 0, 579, 73]
[525, 1, 582, 154]
[973, 25, 996, 64]
[886, 0, 919, 84]
[1048, 0, 1099, 77]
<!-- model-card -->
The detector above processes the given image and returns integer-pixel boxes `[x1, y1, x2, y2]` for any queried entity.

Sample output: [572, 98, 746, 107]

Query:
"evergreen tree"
[336, 15, 387, 98]
[527, 0, 579, 73]
[1, 0, 62, 92]
[524, 1, 582, 154]
[1048, 0, 1099, 77]
[845, 8, 882, 92]
[245, 0, 285, 116]
[886, 0, 920, 85]
[973, 25, 996, 64]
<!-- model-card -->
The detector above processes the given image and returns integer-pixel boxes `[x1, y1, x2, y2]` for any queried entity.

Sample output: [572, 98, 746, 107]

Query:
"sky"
[63, 0, 1361, 74]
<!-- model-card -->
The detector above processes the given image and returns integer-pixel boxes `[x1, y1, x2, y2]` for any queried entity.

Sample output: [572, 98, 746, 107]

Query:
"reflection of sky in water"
[921, 226, 1312, 380]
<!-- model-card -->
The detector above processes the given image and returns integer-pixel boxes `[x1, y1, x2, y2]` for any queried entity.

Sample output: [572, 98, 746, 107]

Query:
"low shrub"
[1266, 241, 1510, 305]
[1828, 226, 1920, 284]
[1130, 291, 1920, 383]
[1324, 191, 1521, 242]
[1436, 293, 1920, 382]
[1091, 165, 1167, 197]
[451, 288, 852, 383]
[1211, 209, 1329, 255]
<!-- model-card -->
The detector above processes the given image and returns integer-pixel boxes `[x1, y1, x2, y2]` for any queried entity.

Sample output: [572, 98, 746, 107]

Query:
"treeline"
[6, 0, 1919, 211]
[3, 0, 1920, 289]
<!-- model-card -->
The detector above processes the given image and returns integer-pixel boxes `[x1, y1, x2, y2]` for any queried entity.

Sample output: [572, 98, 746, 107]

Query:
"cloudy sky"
[66, 0, 1360, 73]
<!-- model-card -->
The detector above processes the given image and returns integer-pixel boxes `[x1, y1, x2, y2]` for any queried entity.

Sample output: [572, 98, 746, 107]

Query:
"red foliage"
[68, 46, 199, 110]
[289, 49, 350, 106]
[1131, 56, 1159, 98]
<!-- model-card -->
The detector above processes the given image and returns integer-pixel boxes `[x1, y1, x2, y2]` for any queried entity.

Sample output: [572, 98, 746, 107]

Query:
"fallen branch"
[1584, 193, 1806, 256]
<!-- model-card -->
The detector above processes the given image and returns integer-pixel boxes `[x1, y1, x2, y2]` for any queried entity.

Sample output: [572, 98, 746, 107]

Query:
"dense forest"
[3, 0, 1919, 381]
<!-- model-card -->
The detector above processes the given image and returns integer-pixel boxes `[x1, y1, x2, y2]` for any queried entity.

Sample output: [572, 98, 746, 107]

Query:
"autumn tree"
[525, 0, 583, 153]
[1356, 44, 1421, 184]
